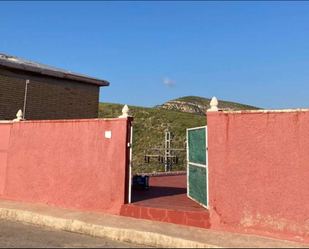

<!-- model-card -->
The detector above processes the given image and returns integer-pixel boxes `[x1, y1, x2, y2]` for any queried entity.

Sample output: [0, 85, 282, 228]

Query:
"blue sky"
[0, 1, 308, 109]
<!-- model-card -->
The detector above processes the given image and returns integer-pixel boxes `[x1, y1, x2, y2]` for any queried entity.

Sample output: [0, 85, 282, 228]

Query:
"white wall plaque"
[105, 131, 112, 139]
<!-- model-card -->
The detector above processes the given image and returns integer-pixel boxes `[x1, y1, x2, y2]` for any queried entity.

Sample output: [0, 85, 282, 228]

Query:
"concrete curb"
[0, 207, 220, 248]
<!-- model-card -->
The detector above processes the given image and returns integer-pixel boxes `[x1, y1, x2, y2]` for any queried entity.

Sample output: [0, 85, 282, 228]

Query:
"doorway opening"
[122, 126, 210, 229]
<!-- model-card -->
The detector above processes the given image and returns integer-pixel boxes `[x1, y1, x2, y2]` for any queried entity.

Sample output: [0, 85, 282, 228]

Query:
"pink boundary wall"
[0, 123, 11, 196]
[207, 110, 309, 244]
[0, 118, 132, 215]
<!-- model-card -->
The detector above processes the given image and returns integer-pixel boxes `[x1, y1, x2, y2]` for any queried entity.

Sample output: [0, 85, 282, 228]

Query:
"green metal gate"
[187, 126, 208, 209]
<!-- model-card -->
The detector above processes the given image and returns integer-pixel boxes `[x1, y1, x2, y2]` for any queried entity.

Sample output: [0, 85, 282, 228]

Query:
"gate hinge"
[127, 143, 132, 148]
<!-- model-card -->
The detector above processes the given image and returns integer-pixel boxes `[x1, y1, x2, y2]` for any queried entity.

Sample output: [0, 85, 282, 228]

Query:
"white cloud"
[163, 77, 176, 87]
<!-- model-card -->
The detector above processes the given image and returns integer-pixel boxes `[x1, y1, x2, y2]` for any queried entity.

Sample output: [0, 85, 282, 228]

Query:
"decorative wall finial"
[13, 110, 24, 122]
[207, 97, 220, 112]
[118, 105, 132, 118]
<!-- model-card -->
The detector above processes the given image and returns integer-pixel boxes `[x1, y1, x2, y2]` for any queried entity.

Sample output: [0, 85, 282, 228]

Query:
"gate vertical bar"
[187, 128, 190, 198]
[128, 126, 133, 204]
[206, 126, 209, 209]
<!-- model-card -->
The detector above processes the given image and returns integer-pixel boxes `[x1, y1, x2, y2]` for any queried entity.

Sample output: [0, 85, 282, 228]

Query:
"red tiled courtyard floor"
[120, 175, 211, 229]
[131, 175, 207, 212]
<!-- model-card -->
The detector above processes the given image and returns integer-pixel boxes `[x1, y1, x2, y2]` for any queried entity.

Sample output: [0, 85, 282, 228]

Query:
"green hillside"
[99, 97, 260, 174]
[99, 103, 206, 173]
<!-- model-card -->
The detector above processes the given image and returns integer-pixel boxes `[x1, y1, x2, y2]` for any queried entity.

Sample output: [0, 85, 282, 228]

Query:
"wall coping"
[0, 118, 132, 125]
[207, 108, 309, 115]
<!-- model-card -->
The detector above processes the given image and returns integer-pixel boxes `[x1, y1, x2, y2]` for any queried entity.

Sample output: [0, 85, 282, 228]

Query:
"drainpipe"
[23, 79, 30, 120]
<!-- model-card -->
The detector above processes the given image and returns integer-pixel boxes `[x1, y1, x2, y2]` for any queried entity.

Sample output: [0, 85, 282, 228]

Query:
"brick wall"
[0, 68, 100, 120]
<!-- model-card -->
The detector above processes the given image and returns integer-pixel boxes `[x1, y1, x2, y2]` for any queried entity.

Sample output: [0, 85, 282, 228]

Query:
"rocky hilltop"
[156, 96, 261, 116]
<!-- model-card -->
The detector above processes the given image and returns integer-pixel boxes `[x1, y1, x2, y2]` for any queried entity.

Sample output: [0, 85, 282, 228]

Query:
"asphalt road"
[0, 219, 147, 248]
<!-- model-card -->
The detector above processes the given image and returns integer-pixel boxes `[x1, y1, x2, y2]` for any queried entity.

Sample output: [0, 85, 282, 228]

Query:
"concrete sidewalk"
[0, 199, 308, 248]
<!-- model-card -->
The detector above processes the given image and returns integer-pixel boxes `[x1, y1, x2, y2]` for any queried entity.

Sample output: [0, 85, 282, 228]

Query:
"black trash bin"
[132, 175, 149, 190]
